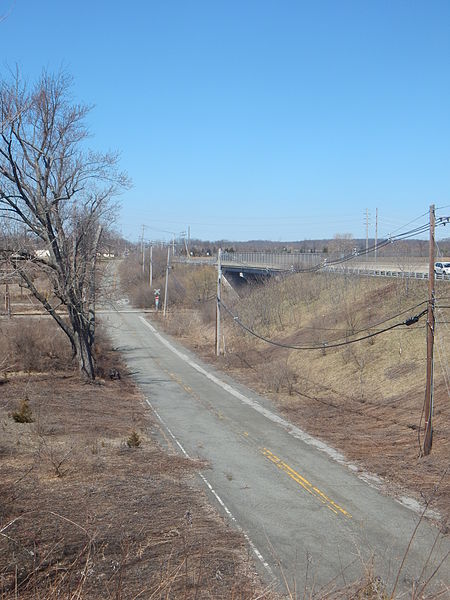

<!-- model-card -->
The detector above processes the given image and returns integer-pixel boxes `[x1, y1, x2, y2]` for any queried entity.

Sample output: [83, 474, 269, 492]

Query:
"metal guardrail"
[324, 266, 450, 281]
[174, 257, 215, 265]
[221, 251, 325, 269]
[174, 254, 450, 282]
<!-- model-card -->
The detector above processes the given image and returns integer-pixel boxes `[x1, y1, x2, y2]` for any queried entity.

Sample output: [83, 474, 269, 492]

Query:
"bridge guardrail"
[323, 266, 450, 281]
[222, 251, 325, 269]
[174, 255, 450, 282]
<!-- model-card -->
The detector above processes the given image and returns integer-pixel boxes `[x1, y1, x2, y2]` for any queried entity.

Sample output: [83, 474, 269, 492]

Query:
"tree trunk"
[68, 307, 96, 379]
[73, 327, 96, 379]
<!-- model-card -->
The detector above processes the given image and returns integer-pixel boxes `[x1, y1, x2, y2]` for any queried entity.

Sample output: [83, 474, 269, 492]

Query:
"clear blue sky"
[1, 1, 449, 242]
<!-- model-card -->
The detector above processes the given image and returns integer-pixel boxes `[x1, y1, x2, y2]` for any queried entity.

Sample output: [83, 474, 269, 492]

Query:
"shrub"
[7, 321, 72, 373]
[12, 398, 34, 423]
[126, 430, 142, 448]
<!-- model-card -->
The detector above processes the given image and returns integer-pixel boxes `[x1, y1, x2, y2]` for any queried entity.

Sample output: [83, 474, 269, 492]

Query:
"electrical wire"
[435, 300, 450, 335]
[434, 302, 450, 396]
[219, 298, 427, 351]
[272, 300, 428, 344]
[435, 239, 445, 260]
[219, 296, 429, 346]
[381, 210, 429, 238]
[336, 301, 428, 337]
[220, 210, 449, 278]
[225, 220, 435, 275]
[435, 332, 450, 399]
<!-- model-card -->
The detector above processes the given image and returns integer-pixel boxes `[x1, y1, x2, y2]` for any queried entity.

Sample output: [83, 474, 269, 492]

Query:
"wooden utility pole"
[423, 204, 435, 455]
[163, 245, 170, 318]
[149, 244, 153, 288]
[215, 248, 222, 356]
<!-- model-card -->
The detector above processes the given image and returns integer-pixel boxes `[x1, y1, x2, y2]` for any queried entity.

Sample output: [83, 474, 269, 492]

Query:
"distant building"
[34, 249, 50, 259]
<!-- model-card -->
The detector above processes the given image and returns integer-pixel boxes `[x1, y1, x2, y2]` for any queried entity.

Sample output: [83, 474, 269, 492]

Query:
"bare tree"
[328, 233, 355, 257]
[0, 69, 130, 378]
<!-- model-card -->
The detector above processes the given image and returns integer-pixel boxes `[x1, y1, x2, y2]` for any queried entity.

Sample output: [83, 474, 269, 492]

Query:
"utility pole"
[215, 248, 222, 356]
[187, 226, 190, 257]
[163, 245, 170, 318]
[365, 209, 369, 262]
[423, 204, 435, 456]
[141, 225, 145, 274]
[374, 208, 378, 265]
[149, 244, 153, 288]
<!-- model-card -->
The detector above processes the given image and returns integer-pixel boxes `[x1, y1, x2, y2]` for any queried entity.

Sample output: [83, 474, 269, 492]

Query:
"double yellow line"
[262, 448, 352, 518]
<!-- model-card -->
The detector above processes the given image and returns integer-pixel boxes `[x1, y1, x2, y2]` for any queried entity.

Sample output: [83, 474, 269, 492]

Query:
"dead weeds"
[0, 353, 275, 599]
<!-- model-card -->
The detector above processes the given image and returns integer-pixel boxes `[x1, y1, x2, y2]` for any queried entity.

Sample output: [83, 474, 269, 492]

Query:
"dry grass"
[0, 345, 277, 599]
[0, 319, 73, 375]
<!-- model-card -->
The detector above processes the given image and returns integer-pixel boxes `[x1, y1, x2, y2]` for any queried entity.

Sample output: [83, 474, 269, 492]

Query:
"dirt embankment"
[0, 346, 276, 599]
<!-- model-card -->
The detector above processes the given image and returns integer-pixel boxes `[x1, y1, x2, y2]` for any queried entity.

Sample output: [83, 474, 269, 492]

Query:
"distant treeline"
[186, 237, 450, 258]
[93, 231, 449, 259]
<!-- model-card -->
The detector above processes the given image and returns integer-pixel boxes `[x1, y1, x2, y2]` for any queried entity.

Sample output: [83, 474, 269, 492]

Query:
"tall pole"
[163, 245, 170, 318]
[149, 244, 153, 288]
[365, 208, 369, 262]
[141, 225, 145, 274]
[423, 204, 435, 455]
[374, 208, 378, 265]
[215, 248, 222, 356]
[187, 226, 190, 256]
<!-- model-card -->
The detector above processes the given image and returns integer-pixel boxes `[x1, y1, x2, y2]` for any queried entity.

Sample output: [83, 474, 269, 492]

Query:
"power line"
[220, 300, 428, 347]
[434, 332, 450, 399]
[219, 299, 427, 351]
[241, 299, 428, 345]
[290, 220, 436, 273]
[324, 301, 428, 342]
[221, 210, 448, 276]
[381, 210, 429, 238]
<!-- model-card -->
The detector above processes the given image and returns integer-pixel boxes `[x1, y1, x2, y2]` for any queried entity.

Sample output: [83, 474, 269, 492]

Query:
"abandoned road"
[103, 308, 449, 595]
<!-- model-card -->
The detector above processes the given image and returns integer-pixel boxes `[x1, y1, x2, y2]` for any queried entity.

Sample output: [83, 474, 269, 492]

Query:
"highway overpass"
[175, 252, 450, 282]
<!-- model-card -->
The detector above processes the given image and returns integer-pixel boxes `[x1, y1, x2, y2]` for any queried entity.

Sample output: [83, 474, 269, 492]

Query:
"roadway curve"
[103, 309, 449, 596]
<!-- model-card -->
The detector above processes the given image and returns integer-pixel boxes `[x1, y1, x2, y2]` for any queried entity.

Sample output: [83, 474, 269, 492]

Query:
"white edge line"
[137, 316, 441, 520]
[139, 317, 354, 465]
[143, 396, 274, 578]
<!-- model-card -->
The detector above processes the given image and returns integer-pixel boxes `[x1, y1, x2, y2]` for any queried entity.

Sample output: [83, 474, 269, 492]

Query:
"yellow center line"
[165, 370, 351, 519]
[262, 448, 352, 518]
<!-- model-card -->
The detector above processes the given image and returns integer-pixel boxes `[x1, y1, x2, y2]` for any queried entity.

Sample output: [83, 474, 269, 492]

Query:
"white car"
[434, 261, 450, 275]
